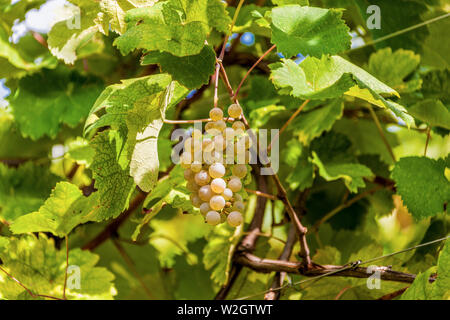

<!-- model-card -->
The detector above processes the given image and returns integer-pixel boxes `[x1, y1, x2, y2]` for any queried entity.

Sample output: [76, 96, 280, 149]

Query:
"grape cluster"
[180, 104, 252, 227]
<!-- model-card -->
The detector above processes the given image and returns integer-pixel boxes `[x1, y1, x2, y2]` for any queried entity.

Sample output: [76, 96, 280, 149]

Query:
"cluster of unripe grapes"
[180, 104, 253, 228]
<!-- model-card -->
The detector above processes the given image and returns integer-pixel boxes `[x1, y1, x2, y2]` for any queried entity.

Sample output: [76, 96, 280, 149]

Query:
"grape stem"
[245, 188, 278, 200]
[233, 44, 276, 101]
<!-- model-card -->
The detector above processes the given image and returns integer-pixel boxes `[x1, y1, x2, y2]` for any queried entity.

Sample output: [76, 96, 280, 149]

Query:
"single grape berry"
[210, 195, 226, 211]
[200, 202, 210, 215]
[231, 164, 247, 179]
[234, 193, 243, 202]
[222, 188, 233, 200]
[223, 127, 235, 141]
[209, 107, 223, 121]
[228, 176, 242, 192]
[198, 185, 214, 201]
[233, 200, 245, 212]
[211, 178, 226, 193]
[191, 128, 203, 140]
[214, 120, 227, 132]
[190, 194, 202, 208]
[206, 211, 221, 226]
[213, 135, 226, 150]
[184, 168, 195, 181]
[190, 162, 202, 173]
[195, 170, 210, 186]
[186, 180, 199, 192]
[202, 138, 214, 152]
[227, 211, 243, 227]
[209, 162, 225, 178]
[228, 103, 242, 118]
[232, 121, 245, 133]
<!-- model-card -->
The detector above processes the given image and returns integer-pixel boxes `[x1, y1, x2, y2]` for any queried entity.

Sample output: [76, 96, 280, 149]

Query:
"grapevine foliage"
[0, 0, 449, 301]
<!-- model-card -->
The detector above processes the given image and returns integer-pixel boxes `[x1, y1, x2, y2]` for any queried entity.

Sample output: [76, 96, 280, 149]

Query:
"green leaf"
[391, 156, 450, 219]
[90, 130, 135, 220]
[272, 0, 309, 5]
[402, 240, 450, 300]
[408, 99, 450, 130]
[312, 152, 374, 193]
[270, 56, 414, 126]
[367, 48, 422, 93]
[203, 223, 242, 286]
[10, 182, 98, 237]
[270, 5, 351, 58]
[65, 137, 95, 167]
[47, 0, 100, 64]
[0, 234, 116, 300]
[0, 162, 60, 222]
[141, 45, 216, 89]
[114, 0, 231, 57]
[95, 0, 137, 35]
[286, 153, 315, 191]
[8, 67, 103, 140]
[86, 73, 187, 192]
[290, 99, 344, 145]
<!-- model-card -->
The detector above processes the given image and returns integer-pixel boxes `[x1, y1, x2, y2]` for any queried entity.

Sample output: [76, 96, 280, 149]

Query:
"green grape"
[202, 138, 214, 152]
[195, 170, 210, 186]
[227, 211, 243, 227]
[234, 193, 243, 202]
[190, 194, 202, 208]
[190, 162, 202, 173]
[210, 195, 226, 210]
[205, 211, 221, 226]
[222, 188, 233, 200]
[228, 176, 242, 192]
[228, 103, 242, 118]
[233, 200, 245, 212]
[200, 202, 210, 215]
[209, 162, 225, 178]
[231, 164, 247, 178]
[211, 178, 226, 193]
[184, 168, 195, 180]
[198, 185, 214, 201]
[209, 107, 223, 122]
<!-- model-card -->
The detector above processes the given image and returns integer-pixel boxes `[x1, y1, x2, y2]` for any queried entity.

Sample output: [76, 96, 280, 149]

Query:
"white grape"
[184, 168, 195, 180]
[211, 178, 226, 193]
[209, 162, 225, 178]
[223, 127, 235, 141]
[232, 121, 245, 133]
[233, 201, 245, 212]
[228, 176, 242, 192]
[198, 185, 214, 201]
[186, 180, 199, 192]
[190, 162, 202, 173]
[228, 103, 242, 118]
[213, 134, 226, 150]
[191, 128, 202, 141]
[195, 170, 210, 186]
[210, 195, 226, 211]
[222, 188, 233, 200]
[205, 211, 221, 226]
[214, 120, 226, 132]
[227, 211, 243, 227]
[234, 193, 243, 202]
[190, 194, 202, 208]
[209, 107, 223, 122]
[200, 202, 210, 215]
[231, 164, 247, 178]
[202, 138, 214, 152]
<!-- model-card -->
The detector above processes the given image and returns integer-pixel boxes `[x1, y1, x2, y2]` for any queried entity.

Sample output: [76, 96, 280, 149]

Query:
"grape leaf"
[270, 5, 351, 58]
[85, 73, 187, 192]
[47, 0, 100, 64]
[94, 0, 145, 35]
[0, 234, 116, 300]
[10, 182, 99, 237]
[312, 152, 374, 193]
[272, 0, 309, 5]
[402, 240, 449, 299]
[408, 99, 450, 130]
[391, 156, 450, 220]
[8, 67, 103, 140]
[270, 56, 414, 126]
[90, 130, 135, 220]
[0, 162, 60, 222]
[367, 48, 422, 93]
[114, 0, 231, 57]
[289, 99, 344, 145]
[203, 223, 242, 285]
[141, 45, 216, 89]
[65, 137, 95, 167]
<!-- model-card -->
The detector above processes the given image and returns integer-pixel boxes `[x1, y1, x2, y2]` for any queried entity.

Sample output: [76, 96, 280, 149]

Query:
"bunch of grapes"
[180, 104, 253, 228]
